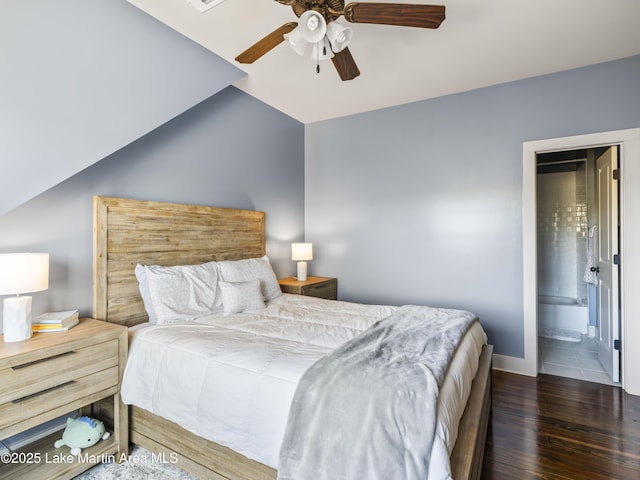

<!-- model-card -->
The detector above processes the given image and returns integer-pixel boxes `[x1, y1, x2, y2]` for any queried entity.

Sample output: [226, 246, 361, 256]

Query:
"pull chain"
[315, 38, 331, 75]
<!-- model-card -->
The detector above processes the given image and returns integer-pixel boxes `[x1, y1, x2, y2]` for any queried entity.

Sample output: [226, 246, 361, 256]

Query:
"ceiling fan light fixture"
[325, 21, 353, 53]
[235, 2, 446, 81]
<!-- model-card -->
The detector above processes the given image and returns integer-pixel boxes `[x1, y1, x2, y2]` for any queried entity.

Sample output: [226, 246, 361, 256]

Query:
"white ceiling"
[127, 0, 640, 124]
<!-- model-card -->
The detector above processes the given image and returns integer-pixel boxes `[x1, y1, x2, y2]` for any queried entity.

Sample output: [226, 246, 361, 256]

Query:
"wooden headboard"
[93, 196, 265, 326]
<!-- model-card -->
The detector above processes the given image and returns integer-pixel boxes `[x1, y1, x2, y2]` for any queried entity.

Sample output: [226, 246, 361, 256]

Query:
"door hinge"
[613, 169, 620, 180]
[614, 254, 620, 265]
[614, 339, 622, 351]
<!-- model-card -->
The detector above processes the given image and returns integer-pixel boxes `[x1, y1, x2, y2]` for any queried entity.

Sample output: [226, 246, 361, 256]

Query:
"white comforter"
[120, 294, 486, 475]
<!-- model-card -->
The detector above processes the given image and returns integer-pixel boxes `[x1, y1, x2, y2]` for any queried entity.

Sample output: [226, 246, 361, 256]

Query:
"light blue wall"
[305, 55, 640, 357]
[0, 87, 304, 323]
[0, 0, 243, 215]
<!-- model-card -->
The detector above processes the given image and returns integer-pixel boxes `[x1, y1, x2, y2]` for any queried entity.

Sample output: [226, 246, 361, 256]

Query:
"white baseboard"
[492, 353, 537, 377]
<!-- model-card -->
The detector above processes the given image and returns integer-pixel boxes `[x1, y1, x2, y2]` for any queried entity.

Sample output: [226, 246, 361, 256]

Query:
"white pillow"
[135, 264, 158, 324]
[141, 261, 222, 324]
[219, 280, 265, 315]
[217, 255, 282, 301]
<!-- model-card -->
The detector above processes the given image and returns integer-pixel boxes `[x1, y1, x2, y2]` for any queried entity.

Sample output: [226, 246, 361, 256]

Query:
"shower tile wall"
[575, 164, 587, 301]
[537, 167, 588, 301]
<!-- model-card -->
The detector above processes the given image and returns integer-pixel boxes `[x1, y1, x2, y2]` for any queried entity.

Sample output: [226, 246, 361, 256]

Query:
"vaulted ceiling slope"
[0, 0, 243, 216]
[127, 0, 640, 124]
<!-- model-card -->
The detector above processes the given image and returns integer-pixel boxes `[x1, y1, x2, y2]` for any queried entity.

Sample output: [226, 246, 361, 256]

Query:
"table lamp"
[291, 243, 313, 281]
[0, 253, 49, 342]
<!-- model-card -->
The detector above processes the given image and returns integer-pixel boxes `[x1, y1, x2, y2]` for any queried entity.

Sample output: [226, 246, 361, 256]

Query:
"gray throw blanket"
[278, 305, 477, 480]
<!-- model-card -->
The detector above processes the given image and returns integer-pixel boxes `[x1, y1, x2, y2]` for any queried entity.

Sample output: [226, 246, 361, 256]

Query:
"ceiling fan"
[235, 1, 445, 81]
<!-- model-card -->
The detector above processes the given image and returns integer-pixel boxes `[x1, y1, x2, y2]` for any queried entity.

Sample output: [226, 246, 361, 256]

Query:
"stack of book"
[32, 310, 79, 332]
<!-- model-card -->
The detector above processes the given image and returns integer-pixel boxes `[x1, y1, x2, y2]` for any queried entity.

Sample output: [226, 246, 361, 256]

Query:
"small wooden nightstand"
[279, 276, 337, 300]
[0, 318, 128, 480]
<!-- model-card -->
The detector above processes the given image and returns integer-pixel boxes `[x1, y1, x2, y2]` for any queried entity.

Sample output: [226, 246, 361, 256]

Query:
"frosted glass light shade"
[286, 11, 334, 61]
[326, 21, 352, 53]
[284, 28, 307, 56]
[0, 253, 49, 295]
[298, 10, 326, 43]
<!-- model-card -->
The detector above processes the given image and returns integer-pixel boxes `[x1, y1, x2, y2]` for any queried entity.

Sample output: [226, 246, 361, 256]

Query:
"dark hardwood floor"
[482, 370, 640, 480]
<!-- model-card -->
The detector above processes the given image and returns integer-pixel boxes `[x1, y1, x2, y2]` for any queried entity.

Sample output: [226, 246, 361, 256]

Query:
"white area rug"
[73, 445, 197, 479]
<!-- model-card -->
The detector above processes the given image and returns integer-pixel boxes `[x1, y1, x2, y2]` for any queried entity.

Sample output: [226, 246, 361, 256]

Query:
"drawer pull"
[12, 351, 76, 370]
[12, 380, 76, 404]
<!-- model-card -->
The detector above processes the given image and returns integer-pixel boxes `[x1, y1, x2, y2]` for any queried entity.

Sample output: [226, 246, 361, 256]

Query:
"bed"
[92, 195, 493, 480]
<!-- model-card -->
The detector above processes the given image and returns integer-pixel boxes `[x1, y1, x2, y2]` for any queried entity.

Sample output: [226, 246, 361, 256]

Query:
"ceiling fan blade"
[235, 22, 298, 64]
[331, 47, 360, 81]
[343, 3, 445, 29]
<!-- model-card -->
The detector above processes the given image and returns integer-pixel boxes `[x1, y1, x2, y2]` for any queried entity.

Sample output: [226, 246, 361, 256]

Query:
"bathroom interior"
[536, 147, 619, 385]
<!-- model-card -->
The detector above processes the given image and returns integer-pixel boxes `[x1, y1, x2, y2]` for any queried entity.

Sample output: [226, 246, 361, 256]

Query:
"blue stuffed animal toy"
[54, 416, 111, 455]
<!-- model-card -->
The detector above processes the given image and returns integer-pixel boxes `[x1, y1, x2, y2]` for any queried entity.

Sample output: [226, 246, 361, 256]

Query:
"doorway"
[536, 147, 620, 385]
[518, 128, 640, 396]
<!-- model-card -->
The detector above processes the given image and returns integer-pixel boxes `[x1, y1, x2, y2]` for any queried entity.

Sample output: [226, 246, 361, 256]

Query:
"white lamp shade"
[1, 253, 48, 343]
[291, 243, 313, 261]
[0, 253, 49, 295]
[326, 21, 352, 53]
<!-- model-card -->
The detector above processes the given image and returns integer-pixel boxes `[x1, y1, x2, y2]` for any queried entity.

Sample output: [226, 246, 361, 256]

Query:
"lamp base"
[296, 261, 308, 282]
[3, 295, 33, 342]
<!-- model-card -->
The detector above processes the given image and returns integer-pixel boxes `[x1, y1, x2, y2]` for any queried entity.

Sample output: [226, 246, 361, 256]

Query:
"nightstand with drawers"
[0, 318, 128, 480]
[278, 276, 337, 300]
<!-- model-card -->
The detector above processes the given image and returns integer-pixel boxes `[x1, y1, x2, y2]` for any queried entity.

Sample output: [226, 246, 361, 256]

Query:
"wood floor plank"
[482, 371, 640, 480]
